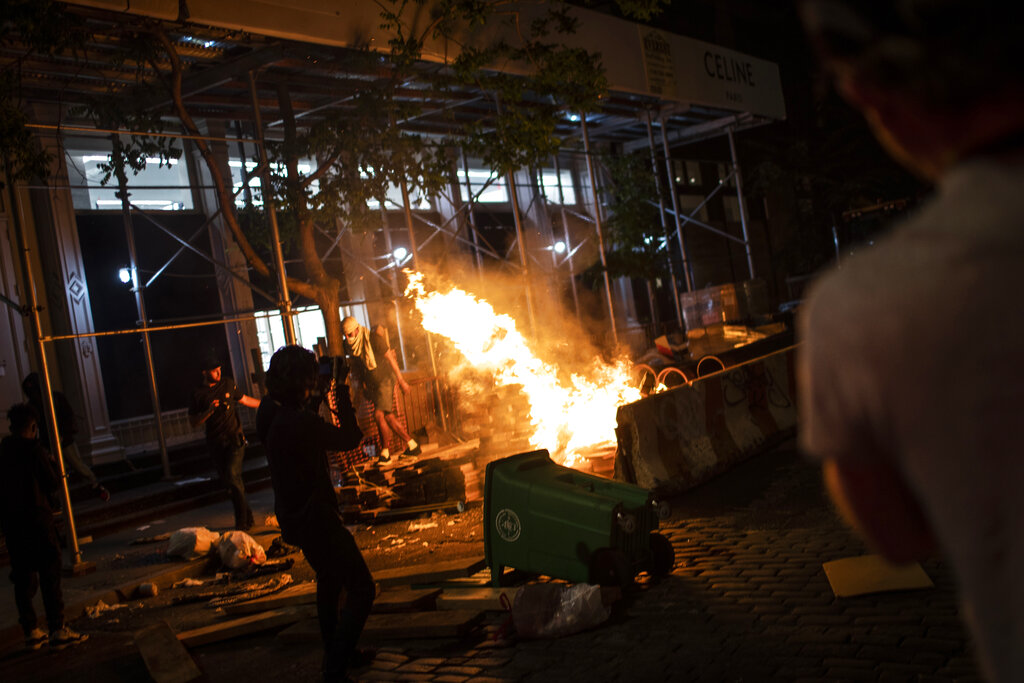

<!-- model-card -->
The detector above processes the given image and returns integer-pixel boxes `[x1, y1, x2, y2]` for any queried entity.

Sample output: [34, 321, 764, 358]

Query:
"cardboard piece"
[177, 605, 317, 647]
[134, 620, 203, 683]
[822, 554, 934, 598]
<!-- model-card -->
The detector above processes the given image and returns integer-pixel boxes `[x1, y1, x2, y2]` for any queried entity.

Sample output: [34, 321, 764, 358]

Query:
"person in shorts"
[341, 316, 420, 464]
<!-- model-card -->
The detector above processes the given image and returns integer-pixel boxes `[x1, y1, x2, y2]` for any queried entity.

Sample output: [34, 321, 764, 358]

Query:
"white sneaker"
[25, 628, 48, 650]
[49, 626, 88, 649]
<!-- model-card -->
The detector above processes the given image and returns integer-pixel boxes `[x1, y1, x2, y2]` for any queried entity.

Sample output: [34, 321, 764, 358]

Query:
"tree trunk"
[318, 288, 344, 355]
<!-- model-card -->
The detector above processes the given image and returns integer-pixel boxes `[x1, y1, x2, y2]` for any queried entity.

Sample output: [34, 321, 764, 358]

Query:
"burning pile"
[405, 271, 642, 467]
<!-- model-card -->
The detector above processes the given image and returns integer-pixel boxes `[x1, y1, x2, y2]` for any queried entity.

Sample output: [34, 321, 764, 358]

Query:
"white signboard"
[639, 27, 786, 120]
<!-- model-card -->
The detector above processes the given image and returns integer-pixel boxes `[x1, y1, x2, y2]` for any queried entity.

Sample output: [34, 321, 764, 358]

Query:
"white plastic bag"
[166, 527, 220, 559]
[217, 530, 267, 570]
[512, 583, 611, 639]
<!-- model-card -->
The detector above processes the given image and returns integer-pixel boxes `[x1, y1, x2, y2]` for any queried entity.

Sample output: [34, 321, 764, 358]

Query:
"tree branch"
[153, 28, 272, 279]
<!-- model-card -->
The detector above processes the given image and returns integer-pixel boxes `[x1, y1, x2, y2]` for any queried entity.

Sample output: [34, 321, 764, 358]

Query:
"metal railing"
[109, 406, 257, 456]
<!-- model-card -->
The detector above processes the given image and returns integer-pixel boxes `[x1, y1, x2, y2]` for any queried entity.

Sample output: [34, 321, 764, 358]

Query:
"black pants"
[7, 523, 64, 635]
[210, 439, 253, 530]
[292, 508, 375, 681]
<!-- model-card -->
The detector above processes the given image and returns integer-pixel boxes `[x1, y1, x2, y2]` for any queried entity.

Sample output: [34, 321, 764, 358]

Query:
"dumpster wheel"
[589, 548, 633, 588]
[649, 532, 675, 576]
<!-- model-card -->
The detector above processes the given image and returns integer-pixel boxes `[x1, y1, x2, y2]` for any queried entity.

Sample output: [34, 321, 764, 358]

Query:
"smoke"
[403, 266, 641, 461]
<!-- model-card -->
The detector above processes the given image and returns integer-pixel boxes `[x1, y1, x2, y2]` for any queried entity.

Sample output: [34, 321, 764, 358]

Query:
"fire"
[404, 271, 642, 467]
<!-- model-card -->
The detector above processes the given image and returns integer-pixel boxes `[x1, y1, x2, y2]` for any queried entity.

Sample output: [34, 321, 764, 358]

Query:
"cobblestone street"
[346, 440, 982, 682]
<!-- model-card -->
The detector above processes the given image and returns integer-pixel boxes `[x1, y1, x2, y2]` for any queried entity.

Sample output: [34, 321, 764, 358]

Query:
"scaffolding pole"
[459, 149, 485, 284]
[646, 111, 683, 327]
[727, 127, 756, 279]
[112, 140, 171, 479]
[580, 114, 618, 348]
[248, 70, 296, 345]
[552, 155, 581, 323]
[6, 179, 92, 572]
[397, 175, 448, 432]
[659, 115, 694, 291]
[506, 167, 537, 334]
[379, 208, 408, 368]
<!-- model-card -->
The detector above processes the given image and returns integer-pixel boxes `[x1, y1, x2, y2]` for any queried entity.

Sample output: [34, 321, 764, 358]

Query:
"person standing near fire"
[341, 316, 420, 464]
[189, 351, 260, 530]
[256, 345, 373, 682]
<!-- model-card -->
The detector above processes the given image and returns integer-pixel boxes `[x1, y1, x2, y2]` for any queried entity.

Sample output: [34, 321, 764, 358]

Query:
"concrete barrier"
[614, 345, 798, 494]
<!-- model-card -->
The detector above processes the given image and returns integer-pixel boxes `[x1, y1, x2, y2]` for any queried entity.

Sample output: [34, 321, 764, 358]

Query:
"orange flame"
[404, 271, 642, 467]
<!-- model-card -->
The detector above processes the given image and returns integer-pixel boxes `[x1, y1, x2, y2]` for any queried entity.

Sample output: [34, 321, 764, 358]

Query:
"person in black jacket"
[189, 353, 260, 530]
[256, 345, 373, 682]
[0, 403, 88, 650]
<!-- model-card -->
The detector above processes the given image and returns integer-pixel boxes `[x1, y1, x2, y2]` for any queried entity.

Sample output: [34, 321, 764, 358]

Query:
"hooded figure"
[341, 317, 376, 372]
[341, 316, 419, 464]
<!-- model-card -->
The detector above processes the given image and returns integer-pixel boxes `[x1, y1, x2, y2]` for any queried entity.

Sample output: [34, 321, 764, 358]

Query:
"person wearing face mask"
[341, 316, 420, 464]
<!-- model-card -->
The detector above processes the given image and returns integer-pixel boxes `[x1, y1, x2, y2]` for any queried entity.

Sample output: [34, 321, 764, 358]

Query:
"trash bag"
[166, 527, 220, 559]
[511, 583, 611, 639]
[217, 530, 267, 570]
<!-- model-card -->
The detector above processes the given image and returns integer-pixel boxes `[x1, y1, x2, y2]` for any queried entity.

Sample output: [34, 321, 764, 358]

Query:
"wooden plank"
[358, 500, 465, 522]
[223, 584, 442, 616]
[373, 587, 442, 613]
[374, 557, 486, 588]
[222, 582, 317, 615]
[436, 587, 518, 611]
[363, 609, 485, 639]
[177, 605, 317, 647]
[415, 569, 492, 589]
[279, 609, 485, 642]
[134, 621, 203, 683]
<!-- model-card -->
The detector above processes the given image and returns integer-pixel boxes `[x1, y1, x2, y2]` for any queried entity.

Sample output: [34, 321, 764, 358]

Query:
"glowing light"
[553, 241, 566, 254]
[118, 267, 131, 284]
[393, 247, 409, 263]
[404, 271, 642, 468]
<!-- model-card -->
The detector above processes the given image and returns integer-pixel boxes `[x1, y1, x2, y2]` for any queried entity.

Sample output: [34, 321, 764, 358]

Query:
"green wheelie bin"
[484, 449, 673, 587]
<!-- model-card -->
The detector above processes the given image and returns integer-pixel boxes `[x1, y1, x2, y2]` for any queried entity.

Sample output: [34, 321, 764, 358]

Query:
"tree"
[3, 1, 669, 356]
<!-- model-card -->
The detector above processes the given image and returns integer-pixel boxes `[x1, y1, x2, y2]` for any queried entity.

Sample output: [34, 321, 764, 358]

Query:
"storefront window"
[66, 142, 193, 211]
